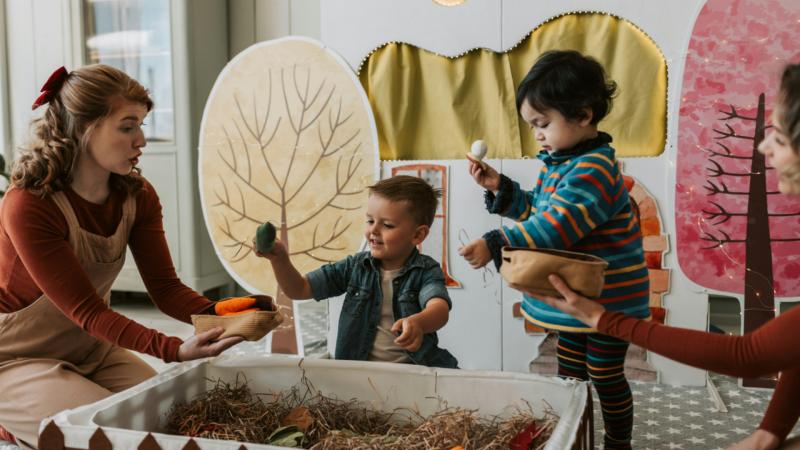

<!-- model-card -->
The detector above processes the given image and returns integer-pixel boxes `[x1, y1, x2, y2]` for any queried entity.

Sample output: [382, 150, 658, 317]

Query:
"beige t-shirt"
[368, 268, 411, 363]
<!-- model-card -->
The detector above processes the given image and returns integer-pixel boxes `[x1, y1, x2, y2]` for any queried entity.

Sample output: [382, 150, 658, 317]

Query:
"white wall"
[4, 0, 77, 155]
[228, 0, 320, 59]
[0, 0, 11, 165]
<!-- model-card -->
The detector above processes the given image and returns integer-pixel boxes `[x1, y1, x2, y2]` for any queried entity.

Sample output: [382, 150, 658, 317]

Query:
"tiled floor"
[2, 298, 798, 449]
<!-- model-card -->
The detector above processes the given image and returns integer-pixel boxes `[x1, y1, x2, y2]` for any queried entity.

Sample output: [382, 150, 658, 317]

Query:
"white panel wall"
[5, 0, 76, 153]
[322, 0, 712, 385]
[0, 0, 11, 164]
[322, 0, 502, 70]
[228, 0, 321, 59]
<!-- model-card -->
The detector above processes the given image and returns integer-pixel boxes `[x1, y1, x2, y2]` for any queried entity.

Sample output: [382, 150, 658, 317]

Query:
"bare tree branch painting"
[200, 40, 378, 355]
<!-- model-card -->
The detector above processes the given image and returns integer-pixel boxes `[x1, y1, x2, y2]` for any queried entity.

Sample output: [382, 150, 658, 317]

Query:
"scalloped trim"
[357, 10, 668, 75]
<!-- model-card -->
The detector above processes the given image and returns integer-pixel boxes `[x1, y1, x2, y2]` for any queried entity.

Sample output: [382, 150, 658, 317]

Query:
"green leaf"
[266, 425, 306, 447]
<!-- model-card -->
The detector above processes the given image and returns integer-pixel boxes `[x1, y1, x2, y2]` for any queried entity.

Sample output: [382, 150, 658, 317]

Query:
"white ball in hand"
[470, 139, 488, 160]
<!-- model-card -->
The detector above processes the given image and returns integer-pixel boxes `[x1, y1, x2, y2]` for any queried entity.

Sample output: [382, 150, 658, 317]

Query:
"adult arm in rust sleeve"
[539, 273, 800, 446]
[597, 308, 800, 379]
[128, 180, 216, 321]
[538, 273, 800, 378]
[758, 369, 800, 442]
[1, 188, 184, 362]
[724, 371, 800, 449]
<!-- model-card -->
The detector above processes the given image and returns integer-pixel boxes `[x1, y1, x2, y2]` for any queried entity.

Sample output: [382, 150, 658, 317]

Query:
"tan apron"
[0, 191, 156, 449]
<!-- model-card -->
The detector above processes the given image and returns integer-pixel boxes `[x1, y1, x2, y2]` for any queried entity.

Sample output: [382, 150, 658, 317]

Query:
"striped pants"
[557, 332, 633, 450]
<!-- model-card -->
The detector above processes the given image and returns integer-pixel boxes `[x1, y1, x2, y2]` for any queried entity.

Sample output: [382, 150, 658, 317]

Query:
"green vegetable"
[256, 221, 277, 254]
[266, 425, 306, 447]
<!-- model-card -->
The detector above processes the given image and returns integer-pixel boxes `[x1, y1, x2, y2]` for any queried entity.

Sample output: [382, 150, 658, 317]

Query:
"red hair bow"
[31, 66, 69, 110]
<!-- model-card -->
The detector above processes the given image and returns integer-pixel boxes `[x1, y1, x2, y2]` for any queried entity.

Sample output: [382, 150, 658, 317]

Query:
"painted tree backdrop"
[199, 38, 378, 354]
[676, 0, 800, 339]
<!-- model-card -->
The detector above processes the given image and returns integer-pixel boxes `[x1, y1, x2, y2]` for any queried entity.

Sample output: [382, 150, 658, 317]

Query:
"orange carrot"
[214, 296, 257, 315]
[219, 308, 259, 316]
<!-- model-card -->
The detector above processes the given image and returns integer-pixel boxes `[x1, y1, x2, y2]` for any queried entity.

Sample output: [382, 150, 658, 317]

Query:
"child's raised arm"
[497, 153, 623, 251]
[255, 240, 313, 300]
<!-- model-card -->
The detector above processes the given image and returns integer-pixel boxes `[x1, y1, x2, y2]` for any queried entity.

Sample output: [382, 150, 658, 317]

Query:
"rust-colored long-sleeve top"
[599, 309, 800, 440]
[0, 180, 214, 362]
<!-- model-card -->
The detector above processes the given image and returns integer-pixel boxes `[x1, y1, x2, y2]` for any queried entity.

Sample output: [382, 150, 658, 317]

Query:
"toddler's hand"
[468, 159, 501, 192]
[458, 238, 492, 268]
[253, 239, 288, 261]
[392, 317, 423, 352]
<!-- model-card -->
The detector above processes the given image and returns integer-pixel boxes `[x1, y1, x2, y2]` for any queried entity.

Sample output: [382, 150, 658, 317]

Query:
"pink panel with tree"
[676, 0, 800, 338]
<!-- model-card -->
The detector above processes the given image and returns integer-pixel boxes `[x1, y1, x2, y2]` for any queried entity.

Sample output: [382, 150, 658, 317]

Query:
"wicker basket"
[191, 295, 283, 341]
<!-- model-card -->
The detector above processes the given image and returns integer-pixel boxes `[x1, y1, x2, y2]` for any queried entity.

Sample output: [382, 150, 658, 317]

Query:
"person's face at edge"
[758, 103, 800, 195]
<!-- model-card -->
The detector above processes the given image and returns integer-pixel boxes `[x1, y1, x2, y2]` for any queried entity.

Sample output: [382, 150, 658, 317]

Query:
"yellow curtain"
[360, 13, 667, 160]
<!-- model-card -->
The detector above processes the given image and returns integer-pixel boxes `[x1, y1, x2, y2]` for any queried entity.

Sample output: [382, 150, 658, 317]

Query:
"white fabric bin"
[44, 355, 593, 450]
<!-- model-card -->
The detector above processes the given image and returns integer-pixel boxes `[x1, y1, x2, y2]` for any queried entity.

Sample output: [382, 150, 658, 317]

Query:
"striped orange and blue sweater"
[483, 133, 650, 332]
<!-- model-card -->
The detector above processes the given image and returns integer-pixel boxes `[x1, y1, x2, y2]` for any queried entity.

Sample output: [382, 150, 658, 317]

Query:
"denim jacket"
[307, 248, 458, 368]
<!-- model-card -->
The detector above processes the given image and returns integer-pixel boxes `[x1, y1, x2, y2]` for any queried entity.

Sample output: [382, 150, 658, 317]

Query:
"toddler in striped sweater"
[459, 50, 649, 450]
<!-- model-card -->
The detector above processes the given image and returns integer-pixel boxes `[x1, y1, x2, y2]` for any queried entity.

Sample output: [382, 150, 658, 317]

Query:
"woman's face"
[85, 100, 148, 176]
[758, 105, 800, 195]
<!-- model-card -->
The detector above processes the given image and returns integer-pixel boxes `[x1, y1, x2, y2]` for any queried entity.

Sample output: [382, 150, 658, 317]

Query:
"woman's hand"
[458, 238, 492, 269]
[468, 159, 501, 192]
[725, 429, 780, 450]
[177, 327, 243, 362]
[534, 274, 606, 328]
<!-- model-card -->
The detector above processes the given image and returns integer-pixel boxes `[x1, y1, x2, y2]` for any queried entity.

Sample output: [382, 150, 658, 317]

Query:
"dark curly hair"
[516, 50, 617, 124]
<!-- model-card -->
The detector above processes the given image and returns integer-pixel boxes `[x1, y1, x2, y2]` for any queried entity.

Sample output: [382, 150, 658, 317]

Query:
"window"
[708, 295, 741, 335]
[82, 0, 174, 142]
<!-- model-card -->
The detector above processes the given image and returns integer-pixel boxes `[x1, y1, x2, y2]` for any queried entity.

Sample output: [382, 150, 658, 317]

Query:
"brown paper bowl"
[499, 246, 609, 298]
[192, 295, 284, 341]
